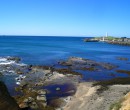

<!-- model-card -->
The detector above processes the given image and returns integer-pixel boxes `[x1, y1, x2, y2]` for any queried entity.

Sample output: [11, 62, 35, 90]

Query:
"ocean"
[0, 36, 130, 65]
[0, 36, 130, 95]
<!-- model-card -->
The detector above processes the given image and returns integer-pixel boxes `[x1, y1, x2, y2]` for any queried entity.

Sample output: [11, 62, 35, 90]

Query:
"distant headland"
[84, 36, 130, 46]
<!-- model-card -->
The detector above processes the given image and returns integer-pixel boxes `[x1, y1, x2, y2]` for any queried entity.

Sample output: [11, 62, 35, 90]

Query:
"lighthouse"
[102, 32, 108, 41]
[106, 32, 108, 37]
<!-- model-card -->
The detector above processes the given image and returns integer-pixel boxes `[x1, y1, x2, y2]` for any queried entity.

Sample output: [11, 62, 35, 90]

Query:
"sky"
[0, 0, 130, 37]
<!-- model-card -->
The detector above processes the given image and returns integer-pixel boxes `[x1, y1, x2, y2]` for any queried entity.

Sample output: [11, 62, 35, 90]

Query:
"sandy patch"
[63, 82, 130, 110]
[119, 92, 130, 110]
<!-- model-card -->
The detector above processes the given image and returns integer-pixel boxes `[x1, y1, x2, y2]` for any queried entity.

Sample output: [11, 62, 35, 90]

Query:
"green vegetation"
[94, 36, 120, 41]
[107, 36, 114, 40]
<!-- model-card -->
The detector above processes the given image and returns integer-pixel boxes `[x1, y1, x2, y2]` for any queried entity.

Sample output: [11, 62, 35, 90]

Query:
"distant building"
[121, 37, 127, 42]
[121, 37, 130, 42]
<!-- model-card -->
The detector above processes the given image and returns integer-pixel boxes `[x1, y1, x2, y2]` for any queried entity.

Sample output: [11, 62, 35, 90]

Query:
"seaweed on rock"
[93, 77, 130, 92]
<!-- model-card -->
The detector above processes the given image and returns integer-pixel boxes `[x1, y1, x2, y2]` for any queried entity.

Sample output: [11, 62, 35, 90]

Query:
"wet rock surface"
[0, 56, 126, 110]
[0, 56, 28, 75]
[59, 57, 117, 70]
[0, 57, 79, 110]
[55, 68, 82, 76]
[107, 41, 130, 46]
[116, 69, 130, 75]
[7, 56, 21, 63]
[116, 56, 129, 61]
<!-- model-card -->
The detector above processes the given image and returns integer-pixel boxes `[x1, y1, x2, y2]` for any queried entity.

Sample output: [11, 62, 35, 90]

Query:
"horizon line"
[0, 35, 93, 37]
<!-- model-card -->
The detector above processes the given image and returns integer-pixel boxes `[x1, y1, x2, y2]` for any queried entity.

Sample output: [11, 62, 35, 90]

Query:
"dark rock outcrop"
[0, 81, 20, 110]
[7, 56, 21, 63]
[116, 57, 128, 61]
[31, 65, 51, 70]
[107, 41, 130, 46]
[55, 68, 82, 76]
[116, 70, 130, 75]
[59, 57, 117, 70]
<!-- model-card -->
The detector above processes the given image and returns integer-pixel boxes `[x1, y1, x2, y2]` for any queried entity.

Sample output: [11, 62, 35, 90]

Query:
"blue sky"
[0, 0, 130, 37]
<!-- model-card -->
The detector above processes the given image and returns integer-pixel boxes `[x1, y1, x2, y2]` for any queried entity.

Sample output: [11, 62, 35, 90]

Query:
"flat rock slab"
[59, 57, 117, 70]
[63, 82, 130, 110]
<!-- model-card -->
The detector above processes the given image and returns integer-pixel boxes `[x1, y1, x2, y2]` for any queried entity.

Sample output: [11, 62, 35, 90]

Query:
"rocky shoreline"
[0, 56, 130, 110]
[106, 41, 130, 46]
[0, 56, 82, 110]
[84, 37, 130, 46]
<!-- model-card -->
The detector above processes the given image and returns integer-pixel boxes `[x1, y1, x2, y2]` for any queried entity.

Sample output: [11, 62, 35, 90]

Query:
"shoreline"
[84, 37, 130, 46]
[106, 41, 130, 46]
[0, 56, 130, 110]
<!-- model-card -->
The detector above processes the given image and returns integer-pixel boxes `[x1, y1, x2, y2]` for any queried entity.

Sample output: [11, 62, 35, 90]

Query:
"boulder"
[29, 101, 39, 109]
[15, 69, 23, 74]
[20, 97, 35, 109]
[28, 97, 34, 103]
[38, 101, 47, 107]
[19, 102, 28, 108]
[22, 97, 34, 104]
[56, 87, 61, 91]
[37, 90, 46, 95]
[23, 98, 29, 103]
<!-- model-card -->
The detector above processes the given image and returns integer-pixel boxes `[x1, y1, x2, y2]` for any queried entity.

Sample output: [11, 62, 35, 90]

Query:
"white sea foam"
[0, 58, 7, 62]
[0, 57, 15, 65]
[0, 61, 15, 65]
[0, 57, 27, 84]
[15, 75, 26, 85]
[0, 57, 26, 66]
[16, 63, 27, 66]
[8, 70, 15, 73]
[16, 82, 20, 85]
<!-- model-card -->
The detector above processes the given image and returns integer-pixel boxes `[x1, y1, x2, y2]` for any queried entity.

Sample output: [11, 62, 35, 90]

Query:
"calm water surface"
[0, 36, 130, 95]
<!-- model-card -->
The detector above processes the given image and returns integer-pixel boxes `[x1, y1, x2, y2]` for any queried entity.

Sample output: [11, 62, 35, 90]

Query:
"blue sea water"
[0, 36, 130, 82]
[1, 35, 130, 105]
[0, 36, 130, 97]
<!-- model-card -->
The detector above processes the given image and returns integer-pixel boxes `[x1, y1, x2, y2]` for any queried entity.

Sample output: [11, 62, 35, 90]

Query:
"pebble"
[37, 90, 46, 95]
[56, 87, 61, 91]
[37, 95, 47, 101]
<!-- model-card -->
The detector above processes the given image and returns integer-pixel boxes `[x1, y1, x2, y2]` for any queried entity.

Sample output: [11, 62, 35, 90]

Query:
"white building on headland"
[100, 32, 108, 42]
[120, 37, 130, 42]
